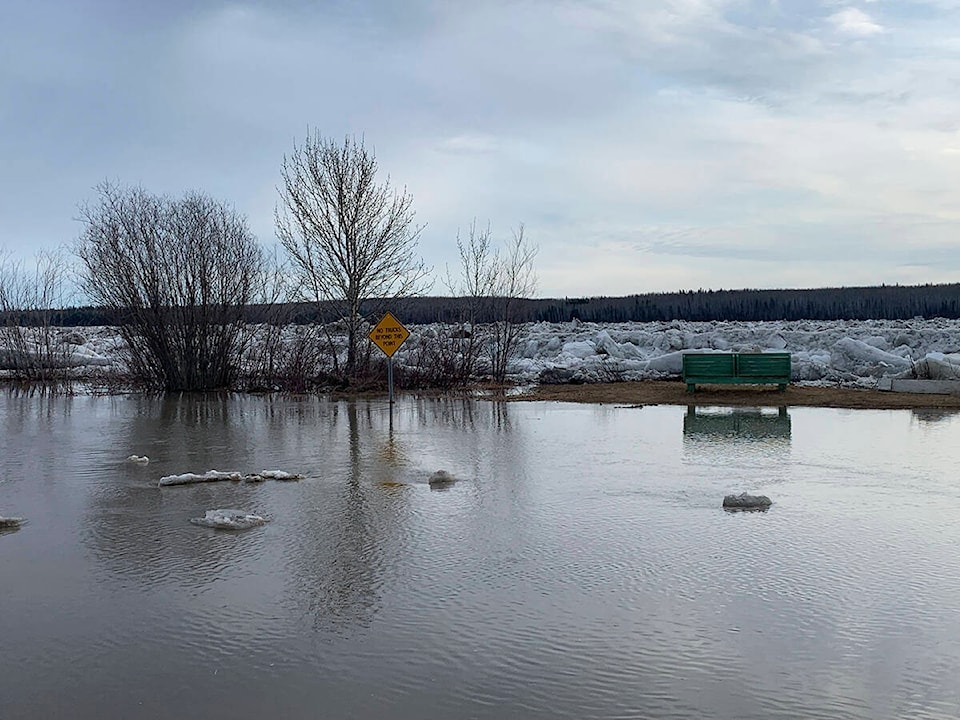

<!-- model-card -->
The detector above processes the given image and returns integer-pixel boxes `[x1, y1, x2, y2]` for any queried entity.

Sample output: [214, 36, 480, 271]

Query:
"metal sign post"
[369, 312, 410, 406]
[387, 356, 394, 404]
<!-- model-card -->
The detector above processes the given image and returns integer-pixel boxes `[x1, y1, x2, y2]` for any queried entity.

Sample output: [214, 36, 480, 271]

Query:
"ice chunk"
[25, 317, 960, 388]
[644, 350, 687, 374]
[766, 332, 787, 350]
[561, 340, 595, 359]
[126, 455, 150, 464]
[915, 353, 960, 381]
[158, 470, 243, 487]
[834, 338, 912, 372]
[257, 470, 304, 481]
[189, 509, 267, 530]
[594, 330, 623, 359]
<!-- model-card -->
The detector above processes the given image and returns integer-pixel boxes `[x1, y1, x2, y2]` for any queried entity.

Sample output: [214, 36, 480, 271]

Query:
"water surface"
[2, 393, 960, 719]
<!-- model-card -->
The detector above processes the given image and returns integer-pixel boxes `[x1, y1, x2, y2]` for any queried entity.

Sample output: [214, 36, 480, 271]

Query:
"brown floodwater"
[2, 392, 960, 719]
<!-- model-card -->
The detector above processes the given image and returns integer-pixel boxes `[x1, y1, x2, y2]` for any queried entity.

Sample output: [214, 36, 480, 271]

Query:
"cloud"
[828, 7, 884, 37]
[434, 134, 501, 156]
[3, 0, 960, 297]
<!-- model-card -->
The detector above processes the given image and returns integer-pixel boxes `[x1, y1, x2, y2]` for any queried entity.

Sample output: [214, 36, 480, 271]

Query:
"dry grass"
[506, 380, 960, 410]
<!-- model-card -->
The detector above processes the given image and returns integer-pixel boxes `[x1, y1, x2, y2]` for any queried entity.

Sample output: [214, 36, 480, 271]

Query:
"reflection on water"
[682, 406, 791, 477]
[911, 407, 960, 424]
[684, 405, 792, 441]
[3, 393, 960, 719]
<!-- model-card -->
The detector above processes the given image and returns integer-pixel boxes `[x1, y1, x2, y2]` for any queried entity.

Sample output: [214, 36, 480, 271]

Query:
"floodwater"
[2, 393, 960, 720]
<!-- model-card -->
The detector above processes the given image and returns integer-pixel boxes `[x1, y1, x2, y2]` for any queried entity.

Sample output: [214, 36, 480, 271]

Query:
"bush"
[76, 182, 265, 392]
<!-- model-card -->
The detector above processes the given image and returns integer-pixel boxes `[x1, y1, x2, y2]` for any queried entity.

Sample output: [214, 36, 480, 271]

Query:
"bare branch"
[277, 132, 431, 381]
[75, 182, 265, 391]
[448, 219, 538, 385]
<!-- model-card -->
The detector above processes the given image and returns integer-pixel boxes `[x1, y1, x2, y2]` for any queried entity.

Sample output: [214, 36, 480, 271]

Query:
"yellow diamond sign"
[369, 312, 410, 358]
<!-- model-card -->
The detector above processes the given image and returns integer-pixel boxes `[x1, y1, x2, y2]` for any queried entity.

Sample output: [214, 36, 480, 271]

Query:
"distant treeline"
[7, 282, 960, 326]
[524, 283, 960, 323]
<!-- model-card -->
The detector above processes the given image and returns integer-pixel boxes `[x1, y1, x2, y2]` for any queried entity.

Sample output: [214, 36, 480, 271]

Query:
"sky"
[3, 0, 960, 298]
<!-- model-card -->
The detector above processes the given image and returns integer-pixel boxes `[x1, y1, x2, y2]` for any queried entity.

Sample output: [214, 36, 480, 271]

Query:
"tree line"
[1, 132, 538, 392]
[15, 280, 960, 329]
[525, 284, 960, 323]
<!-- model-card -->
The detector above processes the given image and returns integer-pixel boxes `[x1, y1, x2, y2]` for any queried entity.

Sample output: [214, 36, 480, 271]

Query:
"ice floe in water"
[189, 509, 267, 530]
[158, 470, 243, 487]
[158, 469, 304, 487]
[126, 455, 150, 464]
[256, 470, 304, 481]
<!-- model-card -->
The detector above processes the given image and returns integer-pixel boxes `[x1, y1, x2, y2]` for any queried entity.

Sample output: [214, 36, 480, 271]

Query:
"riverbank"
[507, 380, 960, 410]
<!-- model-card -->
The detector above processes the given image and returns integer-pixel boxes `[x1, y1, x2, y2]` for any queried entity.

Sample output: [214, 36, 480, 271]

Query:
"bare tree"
[0, 249, 74, 381]
[434, 219, 497, 383]
[276, 133, 429, 382]
[489, 223, 537, 383]
[447, 220, 538, 385]
[75, 182, 265, 392]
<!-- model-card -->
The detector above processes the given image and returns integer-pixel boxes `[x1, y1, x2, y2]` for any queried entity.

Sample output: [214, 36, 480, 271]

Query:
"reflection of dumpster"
[683, 406, 791, 442]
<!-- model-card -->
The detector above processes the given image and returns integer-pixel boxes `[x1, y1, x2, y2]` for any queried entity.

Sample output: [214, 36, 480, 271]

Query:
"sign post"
[368, 312, 410, 404]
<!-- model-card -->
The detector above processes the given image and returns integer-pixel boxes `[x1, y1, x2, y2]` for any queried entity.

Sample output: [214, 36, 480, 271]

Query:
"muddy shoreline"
[506, 380, 960, 410]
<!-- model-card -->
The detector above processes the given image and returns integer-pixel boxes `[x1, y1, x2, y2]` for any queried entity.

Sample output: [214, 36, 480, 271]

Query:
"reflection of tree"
[413, 396, 464, 431]
[286, 400, 409, 634]
[2, 389, 68, 495]
[68, 393, 531, 639]
[911, 408, 960, 424]
[409, 396, 515, 435]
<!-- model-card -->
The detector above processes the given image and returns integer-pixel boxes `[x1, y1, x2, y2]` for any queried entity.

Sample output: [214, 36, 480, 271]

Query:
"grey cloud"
[3, 0, 960, 295]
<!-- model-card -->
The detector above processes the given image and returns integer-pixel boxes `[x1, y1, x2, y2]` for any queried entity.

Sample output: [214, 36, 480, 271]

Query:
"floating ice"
[257, 470, 304, 481]
[189, 509, 267, 530]
[126, 455, 150, 464]
[158, 470, 243, 487]
[160, 469, 304, 486]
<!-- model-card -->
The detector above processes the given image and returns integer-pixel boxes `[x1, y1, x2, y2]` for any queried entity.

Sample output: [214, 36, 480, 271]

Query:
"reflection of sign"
[369, 312, 410, 357]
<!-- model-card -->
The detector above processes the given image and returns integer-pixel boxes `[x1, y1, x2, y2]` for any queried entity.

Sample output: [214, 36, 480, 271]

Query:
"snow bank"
[391, 318, 960, 386]
[24, 317, 960, 387]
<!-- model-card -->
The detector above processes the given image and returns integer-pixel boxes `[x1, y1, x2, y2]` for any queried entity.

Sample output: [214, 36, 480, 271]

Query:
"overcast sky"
[3, 0, 960, 297]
